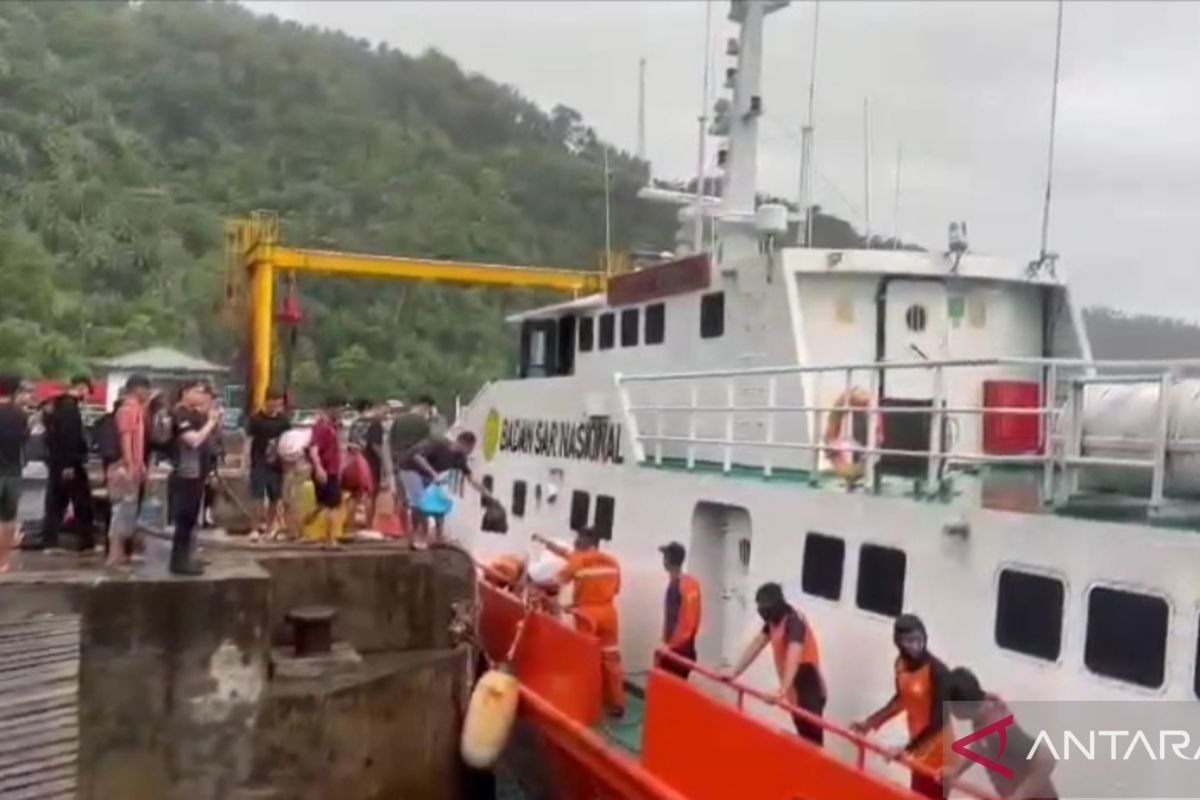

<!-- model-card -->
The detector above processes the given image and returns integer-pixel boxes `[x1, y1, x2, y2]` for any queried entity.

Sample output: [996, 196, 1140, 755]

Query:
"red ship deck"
[477, 579, 993, 800]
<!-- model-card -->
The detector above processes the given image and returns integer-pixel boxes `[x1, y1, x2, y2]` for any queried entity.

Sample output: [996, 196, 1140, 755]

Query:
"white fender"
[460, 668, 519, 769]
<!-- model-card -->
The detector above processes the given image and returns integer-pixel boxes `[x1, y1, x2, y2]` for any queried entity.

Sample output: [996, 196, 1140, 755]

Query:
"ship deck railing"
[653, 648, 996, 799]
[615, 356, 1200, 514]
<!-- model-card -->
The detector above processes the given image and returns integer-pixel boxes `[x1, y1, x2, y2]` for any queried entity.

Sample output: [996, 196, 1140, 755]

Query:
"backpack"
[92, 413, 120, 465]
[148, 407, 173, 448]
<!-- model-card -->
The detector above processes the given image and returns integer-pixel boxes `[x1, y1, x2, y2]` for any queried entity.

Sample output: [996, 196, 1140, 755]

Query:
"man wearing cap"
[657, 542, 702, 680]
[532, 527, 625, 718]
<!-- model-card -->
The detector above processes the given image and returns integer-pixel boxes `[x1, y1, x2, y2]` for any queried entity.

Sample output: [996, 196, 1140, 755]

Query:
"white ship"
[449, 0, 1200, 792]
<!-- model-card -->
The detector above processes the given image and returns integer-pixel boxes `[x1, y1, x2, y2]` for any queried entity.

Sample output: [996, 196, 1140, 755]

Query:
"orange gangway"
[476, 575, 993, 800]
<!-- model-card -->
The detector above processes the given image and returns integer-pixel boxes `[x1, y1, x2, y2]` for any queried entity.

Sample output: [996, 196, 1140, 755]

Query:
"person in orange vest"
[722, 582, 827, 745]
[656, 542, 701, 680]
[851, 614, 952, 799]
[532, 528, 625, 718]
[483, 553, 526, 592]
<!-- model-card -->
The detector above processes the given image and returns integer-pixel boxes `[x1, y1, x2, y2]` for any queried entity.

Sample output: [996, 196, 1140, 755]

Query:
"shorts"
[314, 474, 342, 509]
[250, 466, 283, 503]
[397, 470, 426, 506]
[0, 475, 20, 523]
[110, 494, 139, 542]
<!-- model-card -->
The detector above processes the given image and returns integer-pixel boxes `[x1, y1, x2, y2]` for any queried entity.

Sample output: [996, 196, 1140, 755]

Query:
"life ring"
[822, 387, 878, 482]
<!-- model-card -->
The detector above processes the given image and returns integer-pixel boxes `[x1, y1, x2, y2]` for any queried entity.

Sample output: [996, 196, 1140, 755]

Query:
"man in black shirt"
[399, 431, 490, 545]
[0, 375, 28, 571]
[946, 667, 1058, 800]
[169, 381, 222, 576]
[41, 375, 95, 551]
[245, 389, 290, 539]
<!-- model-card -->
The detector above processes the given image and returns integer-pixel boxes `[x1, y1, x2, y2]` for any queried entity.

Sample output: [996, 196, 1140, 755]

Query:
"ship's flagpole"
[799, 0, 820, 247]
[863, 96, 872, 248]
[893, 141, 902, 249]
[637, 57, 647, 162]
[603, 146, 613, 274]
[693, 0, 714, 253]
[1039, 0, 1065, 261]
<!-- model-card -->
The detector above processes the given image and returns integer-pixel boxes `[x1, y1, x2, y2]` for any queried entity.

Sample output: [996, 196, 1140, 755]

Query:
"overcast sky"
[243, 1, 1200, 318]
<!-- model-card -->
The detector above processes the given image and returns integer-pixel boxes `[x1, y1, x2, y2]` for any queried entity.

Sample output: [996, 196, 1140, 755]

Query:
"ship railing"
[617, 356, 1200, 510]
[655, 648, 996, 800]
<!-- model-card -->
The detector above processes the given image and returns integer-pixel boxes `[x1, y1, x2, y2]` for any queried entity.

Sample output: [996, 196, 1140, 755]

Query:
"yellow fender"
[460, 667, 520, 769]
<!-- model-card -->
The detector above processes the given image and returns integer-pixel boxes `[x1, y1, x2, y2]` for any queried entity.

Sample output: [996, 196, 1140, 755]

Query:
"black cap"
[575, 526, 601, 544]
[659, 541, 686, 566]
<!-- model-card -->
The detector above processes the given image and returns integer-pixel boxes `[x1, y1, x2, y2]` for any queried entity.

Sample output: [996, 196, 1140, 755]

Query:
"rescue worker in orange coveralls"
[532, 528, 625, 718]
[851, 613, 953, 799]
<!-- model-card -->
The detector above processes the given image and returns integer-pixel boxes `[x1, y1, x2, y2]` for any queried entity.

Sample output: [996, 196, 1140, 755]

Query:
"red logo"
[951, 714, 1015, 779]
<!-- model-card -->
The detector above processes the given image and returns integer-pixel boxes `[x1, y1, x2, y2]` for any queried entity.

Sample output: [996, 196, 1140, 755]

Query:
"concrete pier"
[0, 545, 476, 800]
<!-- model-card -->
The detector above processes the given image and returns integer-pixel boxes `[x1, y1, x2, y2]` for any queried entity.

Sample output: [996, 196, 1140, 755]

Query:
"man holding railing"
[721, 582, 827, 745]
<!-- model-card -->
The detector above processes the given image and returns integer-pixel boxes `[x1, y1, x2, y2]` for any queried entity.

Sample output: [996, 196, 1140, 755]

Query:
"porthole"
[904, 304, 927, 333]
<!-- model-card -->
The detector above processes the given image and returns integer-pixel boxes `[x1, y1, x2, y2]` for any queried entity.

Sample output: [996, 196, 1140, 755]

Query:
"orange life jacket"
[485, 555, 524, 588]
[892, 656, 951, 768]
[768, 608, 822, 683]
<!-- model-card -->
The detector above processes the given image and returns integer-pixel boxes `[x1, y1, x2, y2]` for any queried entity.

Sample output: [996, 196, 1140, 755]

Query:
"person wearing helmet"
[852, 614, 952, 798]
[722, 582, 827, 745]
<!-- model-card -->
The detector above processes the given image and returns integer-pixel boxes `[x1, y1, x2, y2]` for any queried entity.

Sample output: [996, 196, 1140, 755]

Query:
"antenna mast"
[1039, 0, 1064, 260]
[893, 141, 902, 249]
[862, 96, 872, 248]
[603, 147, 613, 273]
[693, 2, 714, 253]
[637, 57, 647, 161]
[798, 0, 820, 247]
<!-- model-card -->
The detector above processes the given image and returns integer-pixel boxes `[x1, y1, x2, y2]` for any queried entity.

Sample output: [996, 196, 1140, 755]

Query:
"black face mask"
[757, 603, 788, 625]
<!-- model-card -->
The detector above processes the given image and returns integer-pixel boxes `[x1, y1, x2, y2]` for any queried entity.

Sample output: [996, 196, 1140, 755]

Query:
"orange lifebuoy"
[822, 387, 877, 482]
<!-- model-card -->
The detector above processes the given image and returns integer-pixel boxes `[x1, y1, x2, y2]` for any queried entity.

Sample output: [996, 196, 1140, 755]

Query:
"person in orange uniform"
[483, 553, 526, 592]
[532, 528, 625, 718]
[851, 614, 952, 799]
[656, 542, 701, 680]
[722, 583, 827, 745]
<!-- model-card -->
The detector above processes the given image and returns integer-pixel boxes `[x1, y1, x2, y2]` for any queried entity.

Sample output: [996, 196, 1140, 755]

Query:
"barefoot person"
[0, 375, 29, 572]
[398, 430, 489, 546]
[245, 389, 289, 539]
[305, 397, 345, 547]
[106, 374, 151, 569]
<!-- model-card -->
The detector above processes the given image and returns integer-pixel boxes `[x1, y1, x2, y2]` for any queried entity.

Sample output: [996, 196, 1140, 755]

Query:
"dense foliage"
[0, 0, 674, 404]
[0, 1, 1193, 408]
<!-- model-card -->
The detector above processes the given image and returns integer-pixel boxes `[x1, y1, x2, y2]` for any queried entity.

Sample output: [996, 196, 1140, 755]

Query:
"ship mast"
[798, 0, 819, 247]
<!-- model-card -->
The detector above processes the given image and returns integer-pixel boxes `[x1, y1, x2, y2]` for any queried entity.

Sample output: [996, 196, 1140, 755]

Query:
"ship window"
[579, 316, 594, 352]
[599, 313, 615, 350]
[1193, 616, 1200, 699]
[645, 303, 666, 345]
[621, 308, 640, 347]
[569, 490, 590, 531]
[593, 495, 615, 540]
[700, 292, 725, 339]
[801, 532, 844, 601]
[995, 569, 1064, 661]
[511, 480, 527, 518]
[856, 544, 906, 617]
[481, 475, 494, 508]
[904, 304, 927, 333]
[1085, 586, 1168, 689]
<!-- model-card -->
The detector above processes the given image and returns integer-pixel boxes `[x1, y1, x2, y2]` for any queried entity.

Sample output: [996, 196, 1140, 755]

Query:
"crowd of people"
[0, 369, 493, 575]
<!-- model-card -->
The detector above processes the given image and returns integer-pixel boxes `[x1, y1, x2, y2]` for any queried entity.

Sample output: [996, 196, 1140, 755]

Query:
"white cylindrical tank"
[755, 203, 789, 235]
[1062, 380, 1200, 498]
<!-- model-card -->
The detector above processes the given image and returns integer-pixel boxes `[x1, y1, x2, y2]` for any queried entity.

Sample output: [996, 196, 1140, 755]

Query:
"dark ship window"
[593, 495, 615, 540]
[995, 569, 1064, 661]
[510, 481, 527, 518]
[904, 304, 927, 333]
[1085, 586, 1168, 689]
[598, 313, 615, 350]
[570, 490, 591, 531]
[645, 303, 666, 345]
[856, 544, 906, 617]
[801, 532, 844, 601]
[700, 292, 725, 339]
[621, 308, 640, 347]
[578, 316, 594, 352]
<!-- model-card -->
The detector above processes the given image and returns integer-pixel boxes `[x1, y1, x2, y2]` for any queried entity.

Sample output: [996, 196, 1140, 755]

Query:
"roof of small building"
[94, 347, 228, 374]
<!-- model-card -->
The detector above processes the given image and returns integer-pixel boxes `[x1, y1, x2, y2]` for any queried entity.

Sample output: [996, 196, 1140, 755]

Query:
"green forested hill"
[0, 0, 675, 403]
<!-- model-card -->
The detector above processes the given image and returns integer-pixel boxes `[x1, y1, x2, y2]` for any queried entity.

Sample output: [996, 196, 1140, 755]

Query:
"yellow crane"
[225, 211, 612, 410]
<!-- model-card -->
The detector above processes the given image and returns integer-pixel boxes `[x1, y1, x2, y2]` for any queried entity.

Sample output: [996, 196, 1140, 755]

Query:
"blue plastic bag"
[417, 480, 454, 517]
